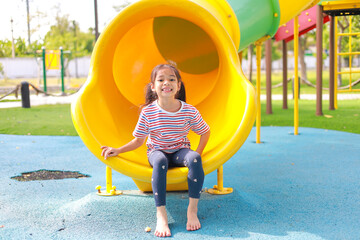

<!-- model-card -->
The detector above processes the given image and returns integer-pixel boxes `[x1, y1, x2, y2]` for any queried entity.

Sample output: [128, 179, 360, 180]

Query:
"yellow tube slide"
[71, 0, 317, 192]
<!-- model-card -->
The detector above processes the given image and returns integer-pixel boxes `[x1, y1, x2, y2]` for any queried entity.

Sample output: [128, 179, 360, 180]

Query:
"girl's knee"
[149, 151, 168, 170]
[186, 152, 202, 167]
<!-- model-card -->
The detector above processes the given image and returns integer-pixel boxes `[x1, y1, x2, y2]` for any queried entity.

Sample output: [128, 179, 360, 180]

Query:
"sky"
[0, 0, 137, 42]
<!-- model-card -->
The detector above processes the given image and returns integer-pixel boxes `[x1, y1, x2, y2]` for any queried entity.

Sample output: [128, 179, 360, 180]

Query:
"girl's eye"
[157, 79, 164, 82]
[170, 79, 176, 82]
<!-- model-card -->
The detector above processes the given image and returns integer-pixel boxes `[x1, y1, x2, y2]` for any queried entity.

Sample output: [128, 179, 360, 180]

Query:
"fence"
[0, 56, 90, 79]
[2, 55, 359, 79]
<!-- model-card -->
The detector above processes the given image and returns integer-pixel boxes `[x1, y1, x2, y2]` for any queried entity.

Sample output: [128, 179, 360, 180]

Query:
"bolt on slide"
[71, 0, 319, 192]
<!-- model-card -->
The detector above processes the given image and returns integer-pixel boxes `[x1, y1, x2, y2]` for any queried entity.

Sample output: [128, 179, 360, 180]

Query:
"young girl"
[101, 64, 210, 237]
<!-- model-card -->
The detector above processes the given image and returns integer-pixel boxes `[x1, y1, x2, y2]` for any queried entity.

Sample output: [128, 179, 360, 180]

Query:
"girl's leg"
[148, 151, 171, 237]
[148, 150, 169, 207]
[172, 149, 204, 199]
[155, 206, 171, 237]
[187, 197, 200, 231]
[172, 149, 204, 231]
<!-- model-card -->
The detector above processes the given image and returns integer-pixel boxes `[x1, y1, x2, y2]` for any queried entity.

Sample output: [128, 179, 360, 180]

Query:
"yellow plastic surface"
[71, 0, 320, 192]
[278, 0, 321, 25]
[96, 190, 123, 197]
[322, 0, 359, 12]
[207, 186, 234, 195]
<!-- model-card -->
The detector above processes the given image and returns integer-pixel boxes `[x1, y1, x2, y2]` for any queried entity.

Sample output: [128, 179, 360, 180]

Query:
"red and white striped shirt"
[133, 100, 210, 155]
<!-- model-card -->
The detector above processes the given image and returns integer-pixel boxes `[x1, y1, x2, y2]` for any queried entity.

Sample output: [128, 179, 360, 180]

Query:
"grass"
[0, 99, 359, 136]
[0, 99, 20, 102]
[254, 69, 360, 95]
[0, 104, 77, 136]
[0, 69, 359, 135]
[259, 99, 360, 134]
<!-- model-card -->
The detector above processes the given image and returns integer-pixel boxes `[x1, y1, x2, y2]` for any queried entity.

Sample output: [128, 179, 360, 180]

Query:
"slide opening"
[109, 15, 239, 166]
[112, 16, 220, 108]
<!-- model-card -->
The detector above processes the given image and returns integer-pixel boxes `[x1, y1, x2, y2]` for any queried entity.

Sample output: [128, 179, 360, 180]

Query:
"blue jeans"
[148, 148, 205, 207]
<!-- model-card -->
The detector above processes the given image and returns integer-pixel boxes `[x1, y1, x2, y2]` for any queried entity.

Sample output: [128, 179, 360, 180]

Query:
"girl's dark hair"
[143, 64, 186, 107]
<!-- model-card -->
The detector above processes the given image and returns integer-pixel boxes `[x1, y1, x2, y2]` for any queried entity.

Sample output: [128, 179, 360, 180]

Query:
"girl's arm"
[195, 130, 210, 155]
[101, 137, 146, 160]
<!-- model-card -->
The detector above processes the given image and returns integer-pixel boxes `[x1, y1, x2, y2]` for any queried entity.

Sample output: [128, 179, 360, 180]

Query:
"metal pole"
[106, 166, 112, 194]
[217, 166, 224, 191]
[248, 44, 253, 82]
[60, 47, 65, 95]
[329, 16, 335, 110]
[334, 16, 338, 109]
[294, 16, 299, 135]
[316, 5, 323, 116]
[73, 20, 79, 78]
[282, 40, 288, 109]
[94, 0, 99, 41]
[265, 38, 272, 114]
[26, 0, 31, 46]
[207, 165, 233, 195]
[348, 16, 352, 92]
[42, 47, 47, 93]
[10, 18, 15, 58]
[255, 42, 262, 143]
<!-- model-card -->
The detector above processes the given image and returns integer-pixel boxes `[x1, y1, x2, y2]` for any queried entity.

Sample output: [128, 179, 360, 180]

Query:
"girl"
[101, 64, 210, 238]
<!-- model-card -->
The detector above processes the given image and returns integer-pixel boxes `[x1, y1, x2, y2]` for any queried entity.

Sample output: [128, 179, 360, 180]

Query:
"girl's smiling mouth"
[162, 88, 172, 92]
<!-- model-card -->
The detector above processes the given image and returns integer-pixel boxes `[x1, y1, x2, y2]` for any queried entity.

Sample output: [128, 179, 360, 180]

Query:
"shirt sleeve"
[133, 111, 149, 138]
[190, 108, 210, 135]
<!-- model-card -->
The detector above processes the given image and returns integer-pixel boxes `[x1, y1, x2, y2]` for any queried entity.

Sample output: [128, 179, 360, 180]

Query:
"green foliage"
[1, 14, 94, 58]
[112, 0, 132, 12]
[0, 40, 12, 57]
[44, 15, 94, 58]
[0, 38, 26, 57]
[0, 38, 45, 58]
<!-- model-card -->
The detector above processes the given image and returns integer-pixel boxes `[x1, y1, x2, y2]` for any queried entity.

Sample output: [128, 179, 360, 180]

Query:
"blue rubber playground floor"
[1, 127, 359, 240]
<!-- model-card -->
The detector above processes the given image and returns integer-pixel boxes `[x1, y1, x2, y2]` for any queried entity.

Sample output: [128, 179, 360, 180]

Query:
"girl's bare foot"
[187, 198, 201, 231]
[155, 206, 171, 237]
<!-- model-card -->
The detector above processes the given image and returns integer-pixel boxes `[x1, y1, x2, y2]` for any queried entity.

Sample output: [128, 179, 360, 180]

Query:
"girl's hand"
[101, 146, 120, 160]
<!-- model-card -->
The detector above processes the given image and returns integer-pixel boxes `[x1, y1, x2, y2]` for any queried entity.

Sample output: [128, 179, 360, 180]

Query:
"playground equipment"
[275, 5, 330, 42]
[272, 4, 330, 133]
[322, 1, 360, 109]
[273, 1, 360, 115]
[71, 0, 319, 194]
[37, 47, 69, 95]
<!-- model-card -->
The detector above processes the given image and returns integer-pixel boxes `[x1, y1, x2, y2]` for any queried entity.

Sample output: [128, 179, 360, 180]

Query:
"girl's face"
[151, 67, 181, 100]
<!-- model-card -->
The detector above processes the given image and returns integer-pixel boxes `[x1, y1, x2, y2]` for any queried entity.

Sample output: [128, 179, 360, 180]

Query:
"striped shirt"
[133, 100, 210, 155]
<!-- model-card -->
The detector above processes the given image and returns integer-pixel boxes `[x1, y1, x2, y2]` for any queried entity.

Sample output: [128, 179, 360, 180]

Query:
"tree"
[43, 14, 94, 57]
[0, 40, 13, 57]
[112, 1, 132, 12]
[0, 38, 42, 57]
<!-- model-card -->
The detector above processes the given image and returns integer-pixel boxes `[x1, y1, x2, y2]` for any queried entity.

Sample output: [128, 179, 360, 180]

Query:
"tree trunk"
[298, 35, 307, 82]
[247, 44, 253, 82]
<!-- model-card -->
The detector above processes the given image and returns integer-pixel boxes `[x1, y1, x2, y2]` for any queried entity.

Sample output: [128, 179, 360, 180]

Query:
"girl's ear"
[178, 81, 181, 91]
[150, 83, 155, 91]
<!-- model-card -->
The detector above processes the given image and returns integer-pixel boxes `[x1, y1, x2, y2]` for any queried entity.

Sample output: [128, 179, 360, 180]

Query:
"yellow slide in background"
[71, 0, 319, 192]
